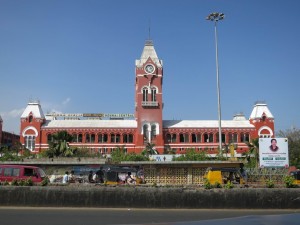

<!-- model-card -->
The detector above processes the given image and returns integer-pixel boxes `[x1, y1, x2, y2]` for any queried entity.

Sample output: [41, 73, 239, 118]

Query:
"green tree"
[244, 138, 259, 168]
[110, 146, 148, 163]
[277, 127, 300, 168]
[47, 131, 74, 157]
[110, 147, 126, 163]
[164, 146, 176, 154]
[173, 148, 208, 161]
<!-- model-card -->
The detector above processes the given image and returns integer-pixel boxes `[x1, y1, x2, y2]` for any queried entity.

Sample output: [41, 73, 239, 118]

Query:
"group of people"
[59, 169, 139, 185]
[88, 170, 104, 183]
[62, 170, 76, 184]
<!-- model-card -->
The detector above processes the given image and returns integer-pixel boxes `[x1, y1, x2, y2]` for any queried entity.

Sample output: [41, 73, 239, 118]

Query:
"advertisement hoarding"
[259, 138, 289, 168]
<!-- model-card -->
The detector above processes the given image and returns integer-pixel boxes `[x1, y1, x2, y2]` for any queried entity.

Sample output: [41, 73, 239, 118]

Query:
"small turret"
[249, 101, 275, 138]
[20, 101, 45, 152]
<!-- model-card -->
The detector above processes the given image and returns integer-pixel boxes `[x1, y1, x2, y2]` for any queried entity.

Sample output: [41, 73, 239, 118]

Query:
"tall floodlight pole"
[206, 12, 225, 154]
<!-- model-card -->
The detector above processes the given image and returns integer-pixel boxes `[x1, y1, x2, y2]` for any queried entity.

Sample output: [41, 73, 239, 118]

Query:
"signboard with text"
[259, 138, 289, 168]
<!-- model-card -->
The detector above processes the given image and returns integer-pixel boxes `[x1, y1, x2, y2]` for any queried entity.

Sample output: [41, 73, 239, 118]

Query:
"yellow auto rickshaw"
[204, 167, 245, 185]
[290, 170, 300, 185]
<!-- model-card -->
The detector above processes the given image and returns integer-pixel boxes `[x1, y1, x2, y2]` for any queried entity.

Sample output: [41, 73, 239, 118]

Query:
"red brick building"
[0, 115, 20, 148]
[19, 40, 275, 156]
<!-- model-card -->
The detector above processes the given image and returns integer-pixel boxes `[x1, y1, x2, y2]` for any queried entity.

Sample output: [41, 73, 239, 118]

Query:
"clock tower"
[135, 40, 164, 153]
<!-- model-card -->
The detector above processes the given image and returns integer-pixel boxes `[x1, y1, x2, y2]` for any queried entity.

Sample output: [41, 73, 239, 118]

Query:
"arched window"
[29, 115, 33, 123]
[179, 133, 189, 143]
[143, 88, 148, 102]
[143, 124, 149, 142]
[240, 133, 250, 142]
[151, 124, 156, 140]
[128, 134, 133, 143]
[151, 88, 157, 102]
[116, 134, 120, 143]
[111, 133, 116, 143]
[25, 135, 35, 151]
[72, 133, 77, 143]
[204, 133, 213, 143]
[192, 133, 201, 143]
[216, 133, 226, 143]
[166, 134, 171, 143]
[47, 134, 52, 143]
[167, 133, 177, 143]
[98, 133, 108, 143]
[91, 134, 95, 143]
[85, 133, 90, 143]
[78, 134, 82, 143]
[123, 134, 128, 143]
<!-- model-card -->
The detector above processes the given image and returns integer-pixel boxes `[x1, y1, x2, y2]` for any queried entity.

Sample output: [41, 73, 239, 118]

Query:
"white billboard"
[259, 138, 289, 168]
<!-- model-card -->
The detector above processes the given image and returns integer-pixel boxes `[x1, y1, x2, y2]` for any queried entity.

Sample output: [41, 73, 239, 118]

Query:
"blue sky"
[0, 0, 299, 134]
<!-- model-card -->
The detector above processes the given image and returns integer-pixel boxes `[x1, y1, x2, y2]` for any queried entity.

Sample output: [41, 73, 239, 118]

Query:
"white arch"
[150, 122, 160, 135]
[258, 126, 273, 137]
[141, 85, 151, 93]
[150, 85, 159, 93]
[22, 126, 39, 137]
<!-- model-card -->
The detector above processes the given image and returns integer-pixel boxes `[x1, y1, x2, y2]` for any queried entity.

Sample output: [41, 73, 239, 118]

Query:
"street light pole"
[206, 12, 225, 154]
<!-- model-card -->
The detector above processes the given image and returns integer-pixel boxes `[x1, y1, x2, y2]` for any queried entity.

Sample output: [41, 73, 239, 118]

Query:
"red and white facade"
[20, 40, 275, 156]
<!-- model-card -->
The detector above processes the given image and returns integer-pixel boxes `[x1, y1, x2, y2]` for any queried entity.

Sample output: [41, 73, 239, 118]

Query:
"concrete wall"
[0, 186, 300, 209]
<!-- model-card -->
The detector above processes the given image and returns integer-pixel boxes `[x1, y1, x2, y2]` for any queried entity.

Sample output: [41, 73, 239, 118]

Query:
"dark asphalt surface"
[0, 207, 299, 225]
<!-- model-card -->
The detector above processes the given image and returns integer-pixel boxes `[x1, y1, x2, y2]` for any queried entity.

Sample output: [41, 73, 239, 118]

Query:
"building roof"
[135, 40, 163, 67]
[163, 120, 255, 129]
[21, 102, 45, 119]
[249, 102, 274, 119]
[42, 118, 255, 130]
[42, 119, 137, 129]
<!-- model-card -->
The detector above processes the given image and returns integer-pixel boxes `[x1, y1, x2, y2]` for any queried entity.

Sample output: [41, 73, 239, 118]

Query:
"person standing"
[68, 170, 75, 183]
[62, 171, 69, 184]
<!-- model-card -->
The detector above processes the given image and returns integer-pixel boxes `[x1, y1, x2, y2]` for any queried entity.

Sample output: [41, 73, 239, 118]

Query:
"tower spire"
[148, 19, 151, 40]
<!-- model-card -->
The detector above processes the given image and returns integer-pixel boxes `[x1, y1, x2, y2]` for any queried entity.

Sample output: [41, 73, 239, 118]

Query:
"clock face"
[145, 64, 155, 74]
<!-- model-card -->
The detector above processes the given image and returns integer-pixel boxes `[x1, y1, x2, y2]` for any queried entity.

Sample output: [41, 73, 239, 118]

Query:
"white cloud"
[0, 107, 25, 118]
[62, 97, 71, 105]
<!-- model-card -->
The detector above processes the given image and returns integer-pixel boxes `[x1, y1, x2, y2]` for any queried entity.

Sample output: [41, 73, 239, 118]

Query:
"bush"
[224, 181, 234, 189]
[11, 179, 19, 186]
[41, 177, 49, 186]
[283, 175, 296, 188]
[266, 179, 275, 188]
[204, 178, 212, 189]
[24, 177, 34, 186]
[213, 181, 222, 188]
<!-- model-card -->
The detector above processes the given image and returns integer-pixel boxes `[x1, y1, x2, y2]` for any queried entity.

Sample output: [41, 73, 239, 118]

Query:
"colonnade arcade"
[46, 130, 134, 144]
[164, 130, 251, 149]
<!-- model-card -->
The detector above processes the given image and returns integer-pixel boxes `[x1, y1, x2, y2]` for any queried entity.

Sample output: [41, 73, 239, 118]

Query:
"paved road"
[0, 207, 299, 225]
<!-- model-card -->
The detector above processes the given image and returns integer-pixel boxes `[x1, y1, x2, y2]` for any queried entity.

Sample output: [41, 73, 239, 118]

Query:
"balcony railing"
[142, 101, 159, 107]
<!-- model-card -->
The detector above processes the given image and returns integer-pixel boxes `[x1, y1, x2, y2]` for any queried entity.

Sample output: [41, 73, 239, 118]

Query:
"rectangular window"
[4, 168, 19, 176]
[4, 168, 12, 176]
[172, 134, 176, 143]
[24, 168, 35, 176]
[12, 168, 20, 177]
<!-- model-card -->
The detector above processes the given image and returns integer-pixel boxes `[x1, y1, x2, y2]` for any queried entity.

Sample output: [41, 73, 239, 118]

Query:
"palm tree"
[244, 138, 259, 168]
[142, 142, 158, 156]
[48, 131, 74, 157]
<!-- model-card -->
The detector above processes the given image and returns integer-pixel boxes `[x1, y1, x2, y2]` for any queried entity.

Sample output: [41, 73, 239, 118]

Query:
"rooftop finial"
[145, 19, 153, 46]
[148, 19, 151, 40]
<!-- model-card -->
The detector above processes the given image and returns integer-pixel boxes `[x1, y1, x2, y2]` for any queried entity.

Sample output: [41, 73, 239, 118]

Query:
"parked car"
[0, 164, 47, 183]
